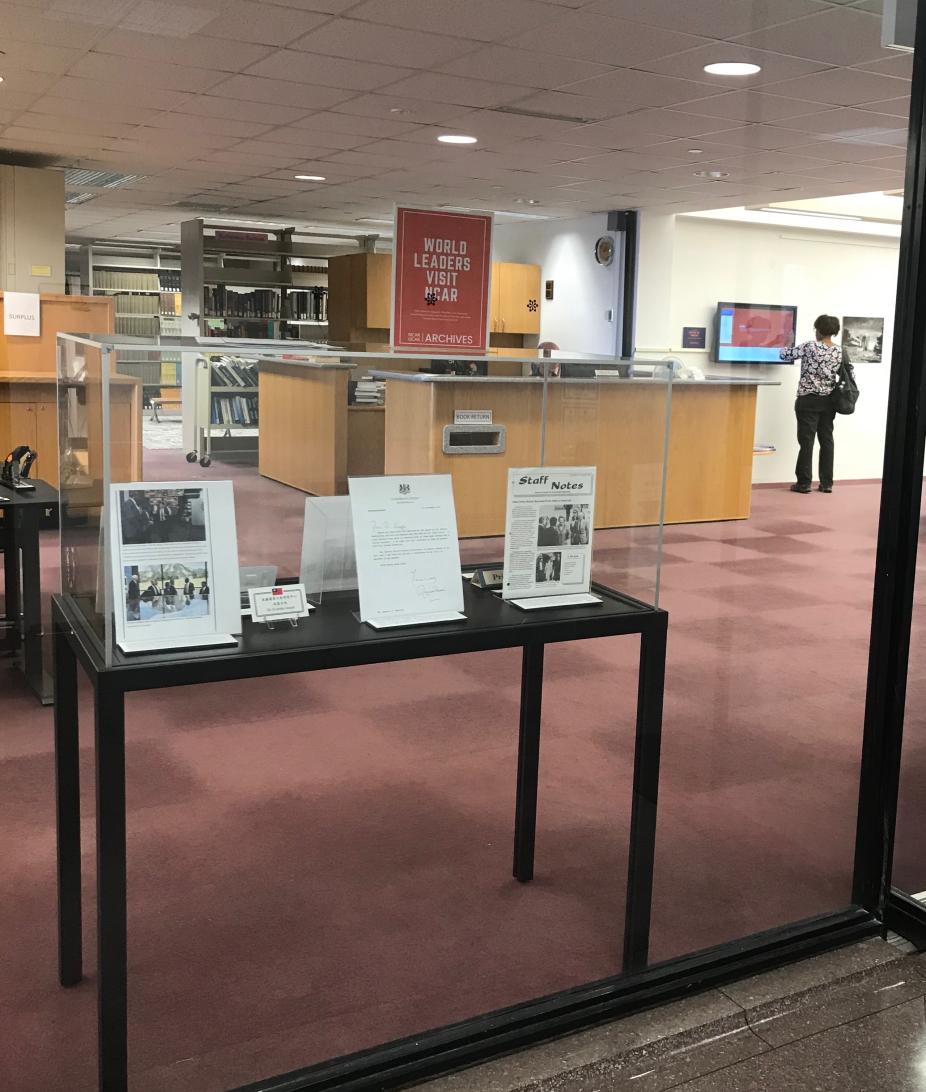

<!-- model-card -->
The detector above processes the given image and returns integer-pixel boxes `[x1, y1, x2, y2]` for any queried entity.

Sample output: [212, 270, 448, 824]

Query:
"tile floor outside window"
[416, 937, 926, 1091]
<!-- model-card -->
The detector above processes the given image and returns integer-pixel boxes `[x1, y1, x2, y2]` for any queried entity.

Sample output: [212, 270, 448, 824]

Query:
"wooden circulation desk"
[257, 357, 528, 496]
[376, 373, 777, 537]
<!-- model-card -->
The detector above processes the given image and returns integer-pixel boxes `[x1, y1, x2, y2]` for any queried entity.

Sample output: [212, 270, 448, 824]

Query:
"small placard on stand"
[248, 584, 313, 629]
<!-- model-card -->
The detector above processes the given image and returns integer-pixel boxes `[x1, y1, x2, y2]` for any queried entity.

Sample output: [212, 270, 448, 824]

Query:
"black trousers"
[795, 395, 836, 487]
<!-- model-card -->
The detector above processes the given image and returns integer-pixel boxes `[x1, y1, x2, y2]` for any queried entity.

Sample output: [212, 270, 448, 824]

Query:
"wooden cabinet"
[0, 294, 142, 489]
[328, 255, 542, 342]
[327, 252, 392, 343]
[491, 262, 541, 335]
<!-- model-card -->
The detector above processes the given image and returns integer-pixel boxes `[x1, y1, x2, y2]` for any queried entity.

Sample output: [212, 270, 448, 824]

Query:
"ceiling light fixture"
[694, 169, 731, 179]
[704, 61, 761, 76]
[294, 174, 325, 181]
[437, 134, 477, 145]
[687, 148, 703, 155]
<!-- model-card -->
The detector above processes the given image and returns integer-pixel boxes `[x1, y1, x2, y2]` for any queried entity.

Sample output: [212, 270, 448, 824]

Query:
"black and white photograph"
[535, 552, 562, 584]
[119, 487, 207, 546]
[842, 316, 884, 363]
[124, 561, 211, 624]
[536, 503, 591, 547]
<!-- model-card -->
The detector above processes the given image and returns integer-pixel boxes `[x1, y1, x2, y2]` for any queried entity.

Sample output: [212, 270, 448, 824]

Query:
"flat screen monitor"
[713, 302, 797, 364]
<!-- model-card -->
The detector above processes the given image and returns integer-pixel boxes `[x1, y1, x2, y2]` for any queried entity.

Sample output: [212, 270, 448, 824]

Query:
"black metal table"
[52, 581, 667, 1092]
[1, 478, 58, 703]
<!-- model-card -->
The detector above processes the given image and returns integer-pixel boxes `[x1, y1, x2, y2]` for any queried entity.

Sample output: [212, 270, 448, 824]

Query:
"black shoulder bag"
[832, 347, 860, 415]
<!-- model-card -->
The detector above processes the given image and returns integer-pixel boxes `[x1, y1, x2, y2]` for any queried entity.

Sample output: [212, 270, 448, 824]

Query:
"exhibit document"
[110, 480, 241, 653]
[349, 474, 465, 628]
[503, 467, 599, 608]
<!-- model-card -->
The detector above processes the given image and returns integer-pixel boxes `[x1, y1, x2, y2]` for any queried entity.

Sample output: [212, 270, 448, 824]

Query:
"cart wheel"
[199, 456, 212, 468]
[186, 451, 198, 463]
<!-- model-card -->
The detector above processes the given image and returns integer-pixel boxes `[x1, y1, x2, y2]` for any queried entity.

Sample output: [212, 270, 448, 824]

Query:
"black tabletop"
[55, 579, 661, 692]
[0, 478, 59, 509]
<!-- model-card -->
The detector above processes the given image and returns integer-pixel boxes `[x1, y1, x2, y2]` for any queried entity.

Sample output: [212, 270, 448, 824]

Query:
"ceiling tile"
[260, 125, 373, 150]
[8, 111, 139, 138]
[677, 90, 844, 124]
[1, 40, 85, 74]
[0, 70, 59, 96]
[89, 28, 273, 70]
[288, 18, 478, 68]
[288, 110, 419, 138]
[559, 68, 729, 108]
[506, 11, 710, 65]
[200, 2, 331, 46]
[731, 8, 895, 67]
[761, 67, 909, 107]
[856, 53, 914, 80]
[0, 89, 50, 113]
[244, 49, 411, 90]
[1, 1, 110, 50]
[578, 0, 828, 38]
[437, 45, 610, 90]
[783, 138, 909, 163]
[330, 94, 472, 125]
[146, 112, 274, 138]
[177, 94, 311, 124]
[203, 74, 355, 109]
[403, 110, 579, 144]
[771, 107, 907, 142]
[29, 95, 162, 124]
[347, 0, 561, 41]
[859, 96, 910, 119]
[45, 75, 192, 110]
[68, 52, 228, 93]
[368, 73, 533, 110]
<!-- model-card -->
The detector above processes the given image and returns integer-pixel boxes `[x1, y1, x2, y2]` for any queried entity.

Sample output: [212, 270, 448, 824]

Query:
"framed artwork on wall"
[842, 316, 884, 363]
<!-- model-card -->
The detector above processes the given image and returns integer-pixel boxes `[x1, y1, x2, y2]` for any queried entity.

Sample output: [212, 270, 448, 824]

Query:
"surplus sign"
[392, 207, 492, 353]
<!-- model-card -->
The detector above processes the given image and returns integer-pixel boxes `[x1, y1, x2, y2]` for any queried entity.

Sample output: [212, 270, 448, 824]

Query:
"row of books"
[95, 270, 161, 291]
[210, 357, 258, 388]
[159, 269, 181, 290]
[286, 288, 328, 321]
[211, 393, 258, 426]
[116, 293, 159, 315]
[203, 286, 281, 319]
[115, 315, 159, 337]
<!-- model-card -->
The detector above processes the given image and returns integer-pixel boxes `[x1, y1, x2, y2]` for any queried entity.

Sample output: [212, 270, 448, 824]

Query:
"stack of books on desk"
[354, 377, 385, 405]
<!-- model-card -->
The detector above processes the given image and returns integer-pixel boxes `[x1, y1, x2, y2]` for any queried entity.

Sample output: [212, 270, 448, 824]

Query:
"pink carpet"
[0, 455, 905, 1092]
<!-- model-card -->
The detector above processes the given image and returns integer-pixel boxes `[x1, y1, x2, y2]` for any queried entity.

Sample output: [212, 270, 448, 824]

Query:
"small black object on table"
[52, 580, 667, 1092]
[1, 478, 58, 702]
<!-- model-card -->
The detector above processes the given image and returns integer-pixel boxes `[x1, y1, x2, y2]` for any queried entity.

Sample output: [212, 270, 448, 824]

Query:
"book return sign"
[392, 206, 493, 354]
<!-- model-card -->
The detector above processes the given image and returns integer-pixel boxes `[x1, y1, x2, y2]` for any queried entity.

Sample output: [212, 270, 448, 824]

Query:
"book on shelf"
[282, 287, 328, 322]
[209, 356, 258, 388]
[210, 393, 258, 427]
[95, 269, 160, 291]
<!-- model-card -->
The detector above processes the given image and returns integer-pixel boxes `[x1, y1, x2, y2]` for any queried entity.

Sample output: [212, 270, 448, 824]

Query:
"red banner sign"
[392, 207, 492, 354]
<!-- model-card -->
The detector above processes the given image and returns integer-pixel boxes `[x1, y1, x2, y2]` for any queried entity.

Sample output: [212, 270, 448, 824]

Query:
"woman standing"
[779, 314, 843, 493]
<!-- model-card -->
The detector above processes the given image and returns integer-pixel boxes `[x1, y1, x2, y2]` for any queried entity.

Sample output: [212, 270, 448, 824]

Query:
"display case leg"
[53, 605, 82, 987]
[95, 681, 128, 1092]
[622, 616, 667, 974]
[513, 642, 545, 882]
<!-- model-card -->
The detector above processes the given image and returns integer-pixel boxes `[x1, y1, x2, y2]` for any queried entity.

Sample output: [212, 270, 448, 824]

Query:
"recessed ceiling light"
[704, 61, 761, 76]
[294, 174, 325, 181]
[694, 169, 731, 179]
[687, 148, 703, 155]
[0, 77, 5, 84]
[437, 134, 477, 145]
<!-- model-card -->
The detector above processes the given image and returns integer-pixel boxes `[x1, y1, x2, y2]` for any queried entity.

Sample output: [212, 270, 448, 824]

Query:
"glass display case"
[56, 333, 677, 665]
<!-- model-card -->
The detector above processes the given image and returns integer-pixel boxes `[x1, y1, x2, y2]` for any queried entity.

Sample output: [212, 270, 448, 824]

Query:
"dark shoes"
[818, 484, 833, 493]
[790, 483, 811, 493]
